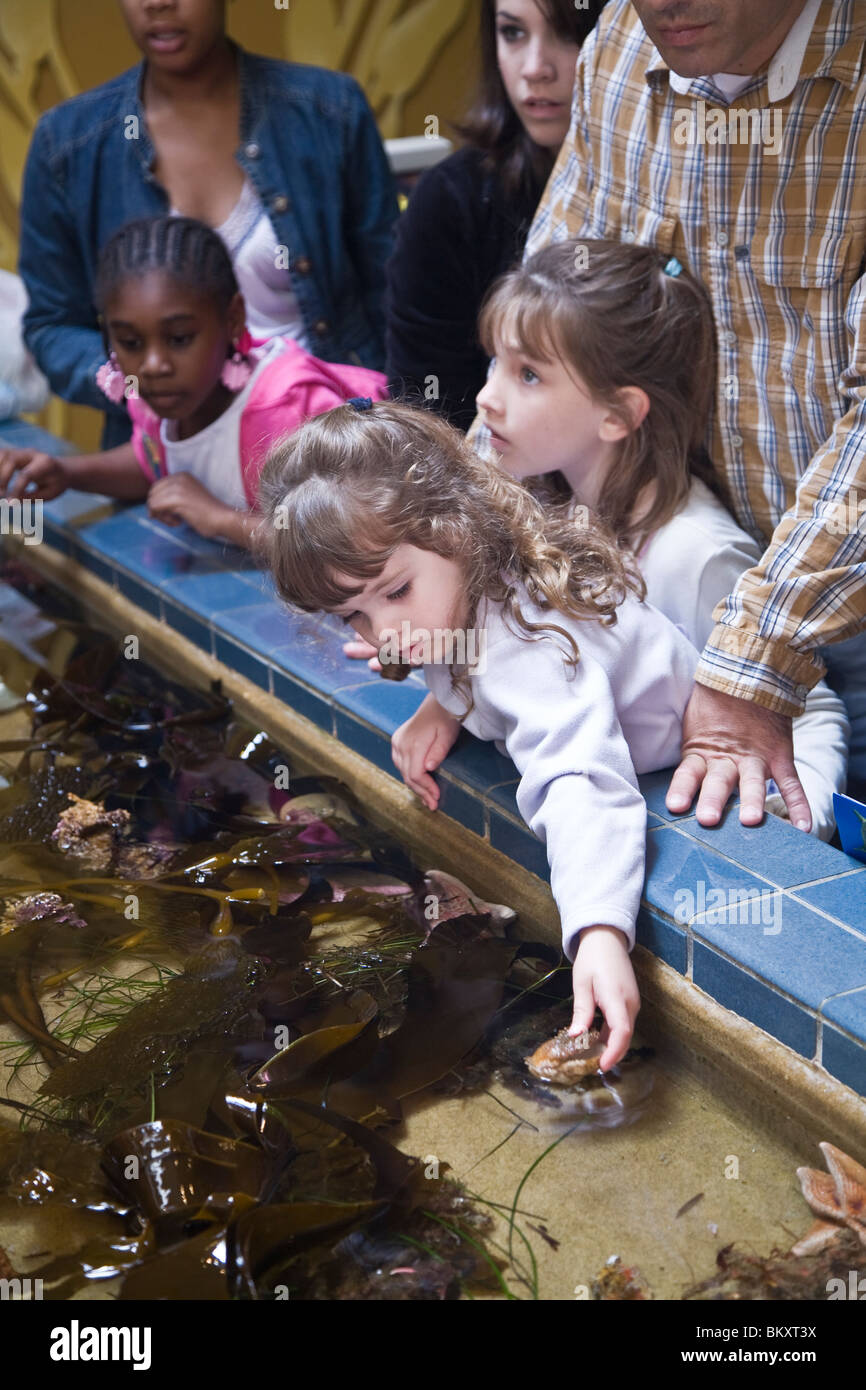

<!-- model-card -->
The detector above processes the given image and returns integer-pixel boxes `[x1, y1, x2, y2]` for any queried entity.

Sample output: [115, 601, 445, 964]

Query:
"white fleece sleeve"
[471, 633, 647, 960]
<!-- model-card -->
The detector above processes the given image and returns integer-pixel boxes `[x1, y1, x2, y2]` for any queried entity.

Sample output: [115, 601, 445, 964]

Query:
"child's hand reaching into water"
[569, 925, 640, 1071]
[392, 693, 461, 810]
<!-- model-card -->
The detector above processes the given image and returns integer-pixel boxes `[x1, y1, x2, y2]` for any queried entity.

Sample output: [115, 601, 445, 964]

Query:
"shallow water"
[0, 569, 857, 1301]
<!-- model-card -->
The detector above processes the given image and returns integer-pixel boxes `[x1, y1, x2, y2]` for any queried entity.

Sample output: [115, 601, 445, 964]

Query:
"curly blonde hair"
[255, 401, 644, 711]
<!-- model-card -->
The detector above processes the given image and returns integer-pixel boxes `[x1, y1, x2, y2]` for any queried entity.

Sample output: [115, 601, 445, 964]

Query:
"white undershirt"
[159, 336, 287, 507]
[169, 179, 309, 345]
[708, 72, 756, 101]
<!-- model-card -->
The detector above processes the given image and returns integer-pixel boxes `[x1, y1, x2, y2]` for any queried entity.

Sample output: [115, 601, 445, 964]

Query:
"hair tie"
[663, 257, 683, 278]
[347, 396, 373, 412]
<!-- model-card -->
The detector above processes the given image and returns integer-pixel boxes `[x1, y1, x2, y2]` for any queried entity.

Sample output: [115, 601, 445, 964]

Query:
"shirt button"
[272, 194, 290, 213]
[730, 434, 744, 449]
[723, 330, 737, 345]
[716, 229, 729, 246]
[314, 319, 330, 336]
[245, 142, 261, 159]
[295, 256, 313, 275]
[621, 229, 635, 242]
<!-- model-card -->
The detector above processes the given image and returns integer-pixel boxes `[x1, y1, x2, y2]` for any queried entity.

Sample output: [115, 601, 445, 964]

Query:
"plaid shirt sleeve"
[701, 264, 866, 718]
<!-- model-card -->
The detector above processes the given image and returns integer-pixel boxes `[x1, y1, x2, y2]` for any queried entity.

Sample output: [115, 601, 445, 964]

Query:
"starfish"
[791, 1142, 866, 1257]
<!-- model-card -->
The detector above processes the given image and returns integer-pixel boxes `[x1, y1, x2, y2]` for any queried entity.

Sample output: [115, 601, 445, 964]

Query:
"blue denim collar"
[124, 38, 261, 182]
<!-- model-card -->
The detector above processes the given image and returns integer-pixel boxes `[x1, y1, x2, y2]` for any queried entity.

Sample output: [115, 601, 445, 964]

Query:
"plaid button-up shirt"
[471, 0, 866, 718]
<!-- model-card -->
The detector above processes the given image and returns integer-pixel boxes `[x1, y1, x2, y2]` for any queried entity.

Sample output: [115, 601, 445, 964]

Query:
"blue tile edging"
[2, 415, 866, 1100]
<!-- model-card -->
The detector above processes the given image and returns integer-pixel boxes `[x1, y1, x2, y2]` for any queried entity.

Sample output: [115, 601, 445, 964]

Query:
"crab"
[51, 794, 131, 871]
[525, 1027, 605, 1085]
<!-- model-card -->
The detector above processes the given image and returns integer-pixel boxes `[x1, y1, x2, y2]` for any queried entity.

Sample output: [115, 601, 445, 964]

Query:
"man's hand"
[666, 683, 812, 832]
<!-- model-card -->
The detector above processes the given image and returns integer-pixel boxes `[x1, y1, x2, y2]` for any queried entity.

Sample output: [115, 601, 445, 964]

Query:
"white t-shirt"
[160, 335, 287, 508]
[424, 586, 699, 959]
[640, 478, 850, 840]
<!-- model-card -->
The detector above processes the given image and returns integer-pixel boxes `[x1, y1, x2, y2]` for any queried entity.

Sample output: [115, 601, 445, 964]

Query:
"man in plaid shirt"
[471, 0, 866, 836]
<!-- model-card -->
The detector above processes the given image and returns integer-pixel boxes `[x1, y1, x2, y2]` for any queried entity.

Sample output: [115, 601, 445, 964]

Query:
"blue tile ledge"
[2, 416, 866, 1101]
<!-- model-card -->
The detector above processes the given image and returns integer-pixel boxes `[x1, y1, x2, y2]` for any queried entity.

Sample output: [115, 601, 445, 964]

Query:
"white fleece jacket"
[424, 587, 699, 959]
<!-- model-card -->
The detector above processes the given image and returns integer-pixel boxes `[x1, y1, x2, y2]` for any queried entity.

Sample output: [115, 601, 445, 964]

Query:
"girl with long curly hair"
[256, 399, 700, 1068]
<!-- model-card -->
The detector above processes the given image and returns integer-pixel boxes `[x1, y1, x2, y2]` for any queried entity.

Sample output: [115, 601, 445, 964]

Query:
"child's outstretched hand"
[0, 448, 68, 501]
[392, 693, 461, 811]
[570, 925, 640, 1071]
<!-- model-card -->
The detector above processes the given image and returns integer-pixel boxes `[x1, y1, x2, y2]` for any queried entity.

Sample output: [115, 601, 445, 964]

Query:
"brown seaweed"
[0, 580, 558, 1299]
[40, 944, 265, 1106]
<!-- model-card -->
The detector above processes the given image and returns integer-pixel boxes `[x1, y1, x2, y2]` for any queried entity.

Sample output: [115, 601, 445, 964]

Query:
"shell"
[525, 1027, 605, 1085]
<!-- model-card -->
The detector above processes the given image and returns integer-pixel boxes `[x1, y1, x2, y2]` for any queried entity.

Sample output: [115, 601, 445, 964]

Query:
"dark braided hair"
[94, 216, 240, 345]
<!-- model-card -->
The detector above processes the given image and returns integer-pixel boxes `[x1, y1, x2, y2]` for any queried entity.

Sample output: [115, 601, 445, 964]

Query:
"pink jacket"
[126, 337, 389, 507]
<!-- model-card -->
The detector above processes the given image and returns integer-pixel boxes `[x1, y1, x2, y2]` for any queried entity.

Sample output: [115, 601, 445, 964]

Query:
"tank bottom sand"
[0, 1030, 814, 1302]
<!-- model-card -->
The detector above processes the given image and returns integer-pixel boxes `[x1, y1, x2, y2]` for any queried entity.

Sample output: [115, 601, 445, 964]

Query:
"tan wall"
[0, 0, 479, 451]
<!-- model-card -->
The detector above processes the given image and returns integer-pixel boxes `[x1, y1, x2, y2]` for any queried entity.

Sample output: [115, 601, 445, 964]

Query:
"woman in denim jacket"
[17, 0, 398, 450]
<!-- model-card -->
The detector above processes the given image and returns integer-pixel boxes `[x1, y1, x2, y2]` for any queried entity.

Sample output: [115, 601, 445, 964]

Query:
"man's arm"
[668, 269, 866, 827]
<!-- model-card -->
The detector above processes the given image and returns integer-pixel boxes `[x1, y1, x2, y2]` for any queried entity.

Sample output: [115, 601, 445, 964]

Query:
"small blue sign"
[833, 791, 866, 864]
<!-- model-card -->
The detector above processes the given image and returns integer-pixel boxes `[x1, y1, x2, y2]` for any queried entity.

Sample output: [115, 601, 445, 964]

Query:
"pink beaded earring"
[96, 351, 127, 404]
[221, 334, 254, 390]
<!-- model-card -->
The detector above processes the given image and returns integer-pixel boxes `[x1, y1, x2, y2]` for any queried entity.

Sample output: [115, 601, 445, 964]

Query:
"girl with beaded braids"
[256, 398, 701, 1068]
[0, 217, 387, 548]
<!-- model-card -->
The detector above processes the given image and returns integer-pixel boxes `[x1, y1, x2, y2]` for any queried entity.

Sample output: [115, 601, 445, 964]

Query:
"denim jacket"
[18, 39, 398, 449]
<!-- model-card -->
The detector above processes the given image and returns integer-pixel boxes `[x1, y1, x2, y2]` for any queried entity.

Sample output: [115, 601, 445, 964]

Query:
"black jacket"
[385, 145, 542, 431]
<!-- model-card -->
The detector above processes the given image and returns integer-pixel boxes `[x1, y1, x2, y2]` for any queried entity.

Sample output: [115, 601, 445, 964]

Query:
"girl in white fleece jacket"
[474, 239, 848, 840]
[257, 398, 701, 1072]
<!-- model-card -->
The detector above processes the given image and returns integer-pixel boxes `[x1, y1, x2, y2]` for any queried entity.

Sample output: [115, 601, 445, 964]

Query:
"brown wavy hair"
[478, 238, 735, 554]
[255, 400, 643, 713]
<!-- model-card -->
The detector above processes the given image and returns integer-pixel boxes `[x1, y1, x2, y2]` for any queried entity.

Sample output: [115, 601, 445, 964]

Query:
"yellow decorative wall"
[0, 0, 478, 450]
